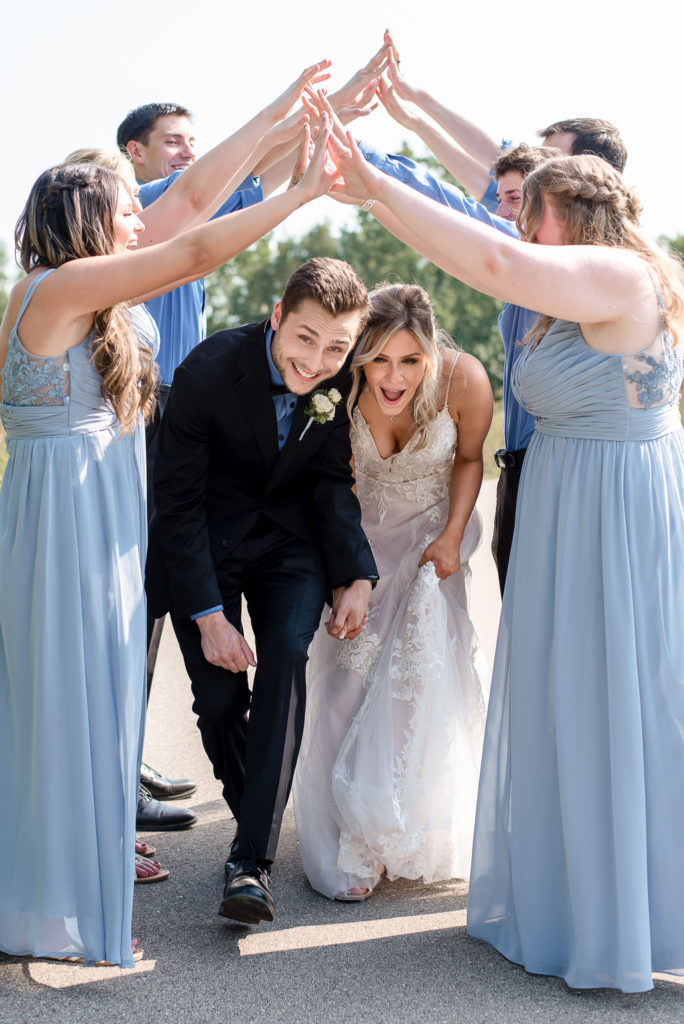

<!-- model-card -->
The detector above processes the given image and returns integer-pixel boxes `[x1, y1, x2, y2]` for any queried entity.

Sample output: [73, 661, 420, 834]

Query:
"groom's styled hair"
[279, 258, 370, 326]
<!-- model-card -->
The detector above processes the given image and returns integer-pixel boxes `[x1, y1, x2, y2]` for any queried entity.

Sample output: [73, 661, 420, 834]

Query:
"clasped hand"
[326, 579, 373, 641]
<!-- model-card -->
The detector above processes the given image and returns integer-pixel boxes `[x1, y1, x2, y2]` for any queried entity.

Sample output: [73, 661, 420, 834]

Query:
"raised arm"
[20, 119, 336, 357]
[331, 132, 655, 353]
[374, 75, 492, 201]
[309, 86, 516, 235]
[383, 32, 500, 199]
[138, 61, 331, 244]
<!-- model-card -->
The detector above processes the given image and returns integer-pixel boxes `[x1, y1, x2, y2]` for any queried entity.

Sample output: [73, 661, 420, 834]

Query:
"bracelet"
[360, 198, 375, 212]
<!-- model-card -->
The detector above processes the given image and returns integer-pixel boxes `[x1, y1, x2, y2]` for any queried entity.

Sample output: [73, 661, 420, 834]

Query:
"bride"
[294, 282, 492, 900]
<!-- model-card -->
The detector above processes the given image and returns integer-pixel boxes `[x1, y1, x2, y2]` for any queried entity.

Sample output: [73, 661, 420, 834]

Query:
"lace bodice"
[352, 405, 457, 524]
[513, 319, 683, 442]
[622, 331, 682, 410]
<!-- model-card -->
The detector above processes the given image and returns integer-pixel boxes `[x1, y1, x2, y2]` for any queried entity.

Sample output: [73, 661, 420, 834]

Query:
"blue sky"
[1, 0, 681, 258]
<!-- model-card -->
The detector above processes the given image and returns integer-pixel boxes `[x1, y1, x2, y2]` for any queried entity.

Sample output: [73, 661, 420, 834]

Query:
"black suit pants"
[145, 385, 171, 700]
[171, 523, 327, 863]
[491, 449, 527, 597]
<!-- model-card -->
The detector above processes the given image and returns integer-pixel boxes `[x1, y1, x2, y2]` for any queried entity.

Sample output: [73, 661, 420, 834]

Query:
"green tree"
[205, 210, 506, 394]
[660, 234, 684, 260]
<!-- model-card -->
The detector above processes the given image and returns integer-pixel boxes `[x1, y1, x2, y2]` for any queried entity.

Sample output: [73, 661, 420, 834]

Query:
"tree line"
[0, 219, 683, 404]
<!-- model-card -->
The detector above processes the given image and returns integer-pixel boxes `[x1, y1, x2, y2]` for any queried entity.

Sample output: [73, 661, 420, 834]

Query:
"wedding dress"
[294, 376, 489, 898]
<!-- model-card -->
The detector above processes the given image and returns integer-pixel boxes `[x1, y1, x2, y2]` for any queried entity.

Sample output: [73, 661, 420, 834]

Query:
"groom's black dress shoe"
[219, 858, 274, 925]
[140, 762, 197, 801]
[224, 836, 240, 879]
[136, 784, 197, 831]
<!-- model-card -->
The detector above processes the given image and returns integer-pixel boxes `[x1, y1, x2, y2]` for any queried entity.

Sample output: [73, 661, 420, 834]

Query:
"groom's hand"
[196, 610, 257, 673]
[326, 580, 373, 641]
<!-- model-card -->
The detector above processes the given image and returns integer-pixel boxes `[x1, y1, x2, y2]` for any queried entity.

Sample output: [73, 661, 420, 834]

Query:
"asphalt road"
[2, 480, 683, 1023]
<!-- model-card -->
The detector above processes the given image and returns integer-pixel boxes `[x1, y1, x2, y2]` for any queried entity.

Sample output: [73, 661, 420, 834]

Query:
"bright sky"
[2, 0, 681, 260]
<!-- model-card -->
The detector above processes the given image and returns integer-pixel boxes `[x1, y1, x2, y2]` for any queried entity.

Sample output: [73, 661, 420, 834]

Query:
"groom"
[146, 258, 378, 925]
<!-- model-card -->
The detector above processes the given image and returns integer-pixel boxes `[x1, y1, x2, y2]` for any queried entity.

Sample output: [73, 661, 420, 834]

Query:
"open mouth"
[291, 361, 320, 382]
[380, 387, 405, 406]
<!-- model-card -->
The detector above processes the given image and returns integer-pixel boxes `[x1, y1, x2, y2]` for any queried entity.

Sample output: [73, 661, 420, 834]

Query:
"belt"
[494, 448, 527, 469]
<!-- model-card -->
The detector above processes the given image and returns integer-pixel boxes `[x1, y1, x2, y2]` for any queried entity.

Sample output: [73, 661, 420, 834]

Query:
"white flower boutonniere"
[299, 387, 343, 441]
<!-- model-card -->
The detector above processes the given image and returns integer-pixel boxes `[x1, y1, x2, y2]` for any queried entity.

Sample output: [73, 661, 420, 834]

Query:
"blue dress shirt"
[265, 326, 298, 450]
[138, 173, 263, 384]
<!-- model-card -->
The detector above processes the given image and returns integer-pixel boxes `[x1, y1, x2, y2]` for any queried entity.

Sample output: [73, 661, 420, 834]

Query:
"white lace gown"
[294, 401, 490, 898]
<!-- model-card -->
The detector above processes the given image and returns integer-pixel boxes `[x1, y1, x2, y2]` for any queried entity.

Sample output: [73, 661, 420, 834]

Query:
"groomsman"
[146, 258, 378, 925]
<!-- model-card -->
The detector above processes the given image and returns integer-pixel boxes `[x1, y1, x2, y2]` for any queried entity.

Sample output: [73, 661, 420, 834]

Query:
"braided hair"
[518, 155, 684, 350]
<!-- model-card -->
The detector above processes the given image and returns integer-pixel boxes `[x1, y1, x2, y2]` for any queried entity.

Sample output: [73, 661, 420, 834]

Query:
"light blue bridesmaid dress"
[467, 314, 684, 992]
[0, 272, 155, 967]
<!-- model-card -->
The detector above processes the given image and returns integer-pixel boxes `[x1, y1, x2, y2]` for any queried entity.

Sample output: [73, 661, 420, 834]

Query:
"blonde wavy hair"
[518, 155, 684, 352]
[347, 282, 453, 451]
[15, 163, 157, 432]
[64, 147, 135, 180]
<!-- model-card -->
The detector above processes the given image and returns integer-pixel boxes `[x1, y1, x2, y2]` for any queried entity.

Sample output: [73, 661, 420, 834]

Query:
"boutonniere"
[299, 387, 343, 441]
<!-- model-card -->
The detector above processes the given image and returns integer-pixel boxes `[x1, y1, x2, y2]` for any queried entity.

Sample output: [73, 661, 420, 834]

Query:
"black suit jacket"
[146, 320, 377, 620]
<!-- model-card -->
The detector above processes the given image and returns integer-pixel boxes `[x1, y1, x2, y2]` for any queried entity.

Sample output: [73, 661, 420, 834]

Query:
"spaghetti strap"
[442, 351, 461, 409]
[13, 269, 56, 332]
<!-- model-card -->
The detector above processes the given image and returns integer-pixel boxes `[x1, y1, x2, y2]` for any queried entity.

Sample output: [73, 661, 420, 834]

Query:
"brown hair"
[117, 102, 192, 151]
[279, 257, 370, 324]
[537, 117, 627, 172]
[15, 163, 157, 432]
[348, 282, 453, 451]
[518, 155, 684, 349]
[492, 143, 562, 182]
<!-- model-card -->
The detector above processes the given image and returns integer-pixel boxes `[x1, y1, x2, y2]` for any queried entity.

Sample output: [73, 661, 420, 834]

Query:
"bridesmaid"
[331, 134, 684, 992]
[0, 98, 334, 967]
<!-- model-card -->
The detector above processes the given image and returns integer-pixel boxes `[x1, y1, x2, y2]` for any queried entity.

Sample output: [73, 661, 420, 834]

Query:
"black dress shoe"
[219, 859, 274, 925]
[136, 784, 197, 831]
[139, 762, 197, 801]
[224, 836, 240, 879]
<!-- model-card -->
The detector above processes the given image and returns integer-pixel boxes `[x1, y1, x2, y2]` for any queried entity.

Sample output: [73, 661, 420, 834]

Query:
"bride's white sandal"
[334, 866, 385, 901]
[335, 885, 373, 902]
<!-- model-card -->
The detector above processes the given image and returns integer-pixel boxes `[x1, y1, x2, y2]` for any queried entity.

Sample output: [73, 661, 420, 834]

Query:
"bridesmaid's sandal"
[134, 854, 169, 884]
[135, 838, 156, 857]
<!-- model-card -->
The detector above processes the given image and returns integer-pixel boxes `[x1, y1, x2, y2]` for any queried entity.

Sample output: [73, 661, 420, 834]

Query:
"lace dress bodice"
[352, 405, 457, 525]
[512, 319, 682, 442]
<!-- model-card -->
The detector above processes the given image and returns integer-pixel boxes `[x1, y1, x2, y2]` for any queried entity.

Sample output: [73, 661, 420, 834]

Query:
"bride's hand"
[326, 580, 372, 640]
[418, 533, 461, 580]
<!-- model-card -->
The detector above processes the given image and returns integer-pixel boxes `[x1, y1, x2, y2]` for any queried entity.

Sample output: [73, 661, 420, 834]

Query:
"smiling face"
[363, 328, 428, 417]
[270, 298, 362, 395]
[127, 114, 196, 182]
[113, 182, 145, 251]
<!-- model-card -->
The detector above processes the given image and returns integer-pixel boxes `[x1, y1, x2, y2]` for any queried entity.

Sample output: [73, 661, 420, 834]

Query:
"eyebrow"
[298, 322, 353, 346]
[378, 350, 423, 358]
